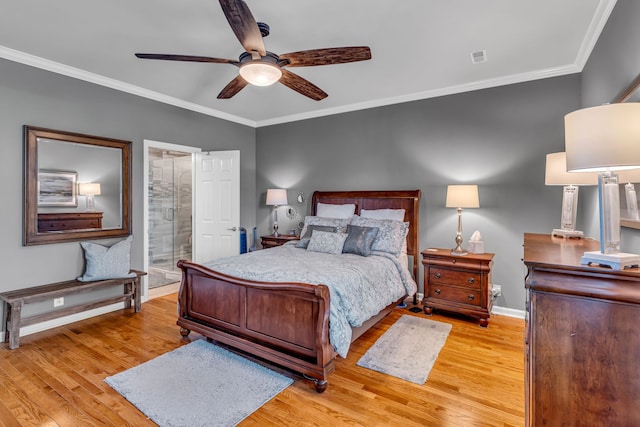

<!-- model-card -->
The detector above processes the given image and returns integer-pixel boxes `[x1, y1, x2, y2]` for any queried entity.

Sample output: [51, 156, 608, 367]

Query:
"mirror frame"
[24, 125, 132, 245]
[615, 74, 640, 230]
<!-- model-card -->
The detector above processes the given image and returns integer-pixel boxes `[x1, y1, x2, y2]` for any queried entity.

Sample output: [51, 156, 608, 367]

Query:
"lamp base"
[581, 250, 640, 270]
[450, 247, 468, 256]
[552, 229, 584, 239]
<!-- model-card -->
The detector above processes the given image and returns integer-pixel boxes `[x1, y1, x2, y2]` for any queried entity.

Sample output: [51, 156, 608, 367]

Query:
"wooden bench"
[0, 270, 146, 349]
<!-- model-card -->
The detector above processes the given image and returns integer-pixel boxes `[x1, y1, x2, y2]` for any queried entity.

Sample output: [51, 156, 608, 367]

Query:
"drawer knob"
[468, 294, 475, 301]
[468, 278, 475, 284]
[434, 273, 441, 279]
[435, 289, 441, 295]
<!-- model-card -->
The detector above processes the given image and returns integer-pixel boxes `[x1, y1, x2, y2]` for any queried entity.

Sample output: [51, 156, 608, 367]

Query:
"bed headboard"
[311, 190, 422, 280]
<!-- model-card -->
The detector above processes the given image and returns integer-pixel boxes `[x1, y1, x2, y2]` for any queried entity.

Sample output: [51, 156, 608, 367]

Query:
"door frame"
[143, 139, 201, 302]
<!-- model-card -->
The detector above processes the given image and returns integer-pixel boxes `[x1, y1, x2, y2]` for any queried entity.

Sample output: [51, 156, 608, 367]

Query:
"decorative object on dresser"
[78, 182, 101, 211]
[37, 212, 103, 232]
[265, 188, 288, 236]
[544, 152, 598, 238]
[422, 248, 494, 327]
[260, 233, 299, 248]
[565, 103, 640, 269]
[523, 233, 640, 426]
[445, 185, 479, 256]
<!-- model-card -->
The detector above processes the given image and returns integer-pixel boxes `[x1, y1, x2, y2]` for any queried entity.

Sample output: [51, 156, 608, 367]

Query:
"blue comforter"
[203, 243, 417, 357]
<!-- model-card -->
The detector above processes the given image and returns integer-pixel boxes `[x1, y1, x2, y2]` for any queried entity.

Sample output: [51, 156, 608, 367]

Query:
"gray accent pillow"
[306, 230, 348, 254]
[350, 216, 409, 256]
[295, 225, 338, 249]
[342, 225, 379, 257]
[77, 235, 136, 281]
[299, 216, 351, 238]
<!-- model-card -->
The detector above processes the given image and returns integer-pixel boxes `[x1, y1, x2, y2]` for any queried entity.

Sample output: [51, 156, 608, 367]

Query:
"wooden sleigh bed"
[176, 190, 421, 392]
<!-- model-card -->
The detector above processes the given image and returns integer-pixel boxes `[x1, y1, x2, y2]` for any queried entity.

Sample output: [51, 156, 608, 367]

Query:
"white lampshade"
[545, 152, 598, 186]
[446, 185, 479, 209]
[617, 168, 640, 183]
[266, 189, 288, 206]
[239, 62, 282, 86]
[78, 182, 101, 196]
[565, 103, 640, 172]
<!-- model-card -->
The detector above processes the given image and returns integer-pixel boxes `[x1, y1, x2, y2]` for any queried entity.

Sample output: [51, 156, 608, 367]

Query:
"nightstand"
[261, 234, 299, 249]
[421, 249, 494, 327]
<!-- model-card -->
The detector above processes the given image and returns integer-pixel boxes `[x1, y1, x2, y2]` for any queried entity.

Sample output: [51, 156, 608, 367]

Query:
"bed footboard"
[176, 260, 334, 392]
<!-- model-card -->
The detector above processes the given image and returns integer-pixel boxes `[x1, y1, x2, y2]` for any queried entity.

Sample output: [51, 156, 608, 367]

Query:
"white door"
[194, 150, 240, 263]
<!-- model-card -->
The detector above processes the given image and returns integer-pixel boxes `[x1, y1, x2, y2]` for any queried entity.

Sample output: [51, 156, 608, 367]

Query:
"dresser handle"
[435, 289, 441, 295]
[451, 259, 456, 264]
[434, 273, 441, 279]
[468, 294, 475, 301]
[468, 278, 475, 284]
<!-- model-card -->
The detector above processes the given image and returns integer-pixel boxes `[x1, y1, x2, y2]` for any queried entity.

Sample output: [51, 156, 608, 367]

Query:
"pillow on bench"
[78, 235, 136, 282]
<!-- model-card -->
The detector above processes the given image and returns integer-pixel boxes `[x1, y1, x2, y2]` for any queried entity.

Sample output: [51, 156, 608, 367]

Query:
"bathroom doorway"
[144, 140, 201, 298]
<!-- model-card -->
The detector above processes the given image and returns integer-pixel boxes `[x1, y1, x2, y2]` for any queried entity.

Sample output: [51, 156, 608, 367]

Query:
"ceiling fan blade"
[135, 53, 238, 64]
[279, 47, 371, 67]
[217, 75, 249, 99]
[279, 69, 328, 101]
[218, 0, 266, 56]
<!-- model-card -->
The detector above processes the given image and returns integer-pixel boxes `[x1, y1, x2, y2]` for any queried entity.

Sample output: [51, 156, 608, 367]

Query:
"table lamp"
[565, 102, 640, 269]
[266, 189, 288, 237]
[445, 185, 479, 256]
[78, 182, 101, 211]
[545, 152, 598, 238]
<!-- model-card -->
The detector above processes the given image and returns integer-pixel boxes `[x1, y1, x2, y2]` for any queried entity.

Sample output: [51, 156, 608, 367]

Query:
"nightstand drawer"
[428, 285, 481, 307]
[429, 267, 481, 289]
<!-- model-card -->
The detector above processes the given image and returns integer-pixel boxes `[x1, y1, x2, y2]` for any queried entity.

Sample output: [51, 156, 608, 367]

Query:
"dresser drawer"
[429, 267, 481, 289]
[428, 285, 481, 307]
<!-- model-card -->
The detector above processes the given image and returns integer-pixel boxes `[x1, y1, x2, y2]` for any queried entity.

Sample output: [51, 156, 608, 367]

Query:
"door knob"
[227, 227, 237, 231]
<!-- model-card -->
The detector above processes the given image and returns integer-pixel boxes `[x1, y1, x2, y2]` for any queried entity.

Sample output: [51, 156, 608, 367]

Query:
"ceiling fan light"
[239, 61, 282, 86]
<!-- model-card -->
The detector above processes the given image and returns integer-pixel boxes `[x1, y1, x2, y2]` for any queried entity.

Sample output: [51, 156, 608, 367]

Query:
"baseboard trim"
[3, 302, 128, 339]
[491, 305, 526, 319]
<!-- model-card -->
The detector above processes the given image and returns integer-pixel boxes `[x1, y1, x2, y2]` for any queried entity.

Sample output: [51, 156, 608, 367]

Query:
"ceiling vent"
[470, 50, 487, 64]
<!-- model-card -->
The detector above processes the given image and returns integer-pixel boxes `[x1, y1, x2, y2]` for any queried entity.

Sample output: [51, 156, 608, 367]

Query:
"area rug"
[105, 340, 293, 427]
[357, 315, 452, 384]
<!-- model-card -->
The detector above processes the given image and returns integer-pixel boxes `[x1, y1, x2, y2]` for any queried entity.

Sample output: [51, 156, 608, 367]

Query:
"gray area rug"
[357, 314, 452, 384]
[105, 340, 293, 427]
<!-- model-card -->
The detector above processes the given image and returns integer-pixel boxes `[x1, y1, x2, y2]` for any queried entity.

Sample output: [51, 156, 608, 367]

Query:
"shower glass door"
[148, 149, 193, 289]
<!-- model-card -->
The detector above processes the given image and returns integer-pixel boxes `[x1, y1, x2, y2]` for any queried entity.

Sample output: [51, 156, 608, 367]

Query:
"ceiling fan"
[135, 0, 372, 101]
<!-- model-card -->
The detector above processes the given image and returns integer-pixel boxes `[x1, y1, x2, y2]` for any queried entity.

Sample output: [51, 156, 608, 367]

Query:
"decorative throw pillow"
[342, 225, 379, 257]
[306, 230, 348, 254]
[299, 216, 351, 238]
[360, 209, 408, 253]
[360, 208, 406, 222]
[77, 235, 136, 282]
[296, 225, 338, 249]
[316, 202, 356, 219]
[350, 216, 409, 256]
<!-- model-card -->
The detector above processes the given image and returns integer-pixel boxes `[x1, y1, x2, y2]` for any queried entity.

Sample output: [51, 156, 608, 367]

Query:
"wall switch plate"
[54, 297, 64, 307]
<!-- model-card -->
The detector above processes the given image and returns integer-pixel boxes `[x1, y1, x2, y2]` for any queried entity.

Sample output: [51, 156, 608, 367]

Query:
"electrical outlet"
[491, 285, 502, 299]
[53, 297, 64, 307]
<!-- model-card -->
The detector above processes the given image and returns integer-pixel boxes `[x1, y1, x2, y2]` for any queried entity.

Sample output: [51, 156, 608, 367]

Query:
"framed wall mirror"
[615, 74, 640, 230]
[24, 126, 131, 245]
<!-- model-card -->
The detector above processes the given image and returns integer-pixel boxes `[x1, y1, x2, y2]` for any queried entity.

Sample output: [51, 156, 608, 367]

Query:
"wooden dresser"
[260, 234, 299, 249]
[523, 233, 640, 426]
[37, 212, 103, 232]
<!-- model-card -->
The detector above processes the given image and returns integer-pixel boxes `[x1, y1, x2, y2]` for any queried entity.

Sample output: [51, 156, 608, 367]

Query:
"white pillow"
[361, 208, 405, 222]
[350, 216, 409, 256]
[316, 202, 356, 219]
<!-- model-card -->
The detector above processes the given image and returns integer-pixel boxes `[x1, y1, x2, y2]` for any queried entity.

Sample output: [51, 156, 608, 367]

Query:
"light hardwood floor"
[0, 294, 525, 426]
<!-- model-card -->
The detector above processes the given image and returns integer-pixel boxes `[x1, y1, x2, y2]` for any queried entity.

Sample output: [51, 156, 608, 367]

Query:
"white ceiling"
[0, 1, 616, 128]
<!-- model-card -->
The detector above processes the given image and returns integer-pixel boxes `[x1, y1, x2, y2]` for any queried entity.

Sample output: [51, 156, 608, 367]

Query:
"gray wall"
[257, 74, 582, 311]
[0, 58, 256, 321]
[579, 0, 640, 251]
